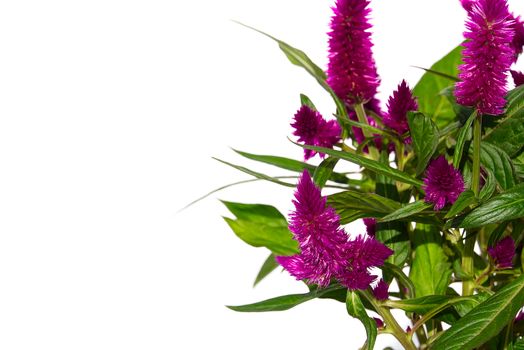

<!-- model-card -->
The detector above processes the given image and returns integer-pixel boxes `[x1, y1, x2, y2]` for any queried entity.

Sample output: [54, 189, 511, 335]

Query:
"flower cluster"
[488, 236, 515, 268]
[423, 156, 465, 210]
[276, 171, 392, 290]
[383, 80, 418, 142]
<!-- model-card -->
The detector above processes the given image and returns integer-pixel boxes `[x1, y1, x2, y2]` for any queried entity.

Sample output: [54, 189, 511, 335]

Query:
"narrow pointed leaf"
[313, 157, 339, 188]
[328, 190, 401, 224]
[253, 253, 279, 287]
[346, 291, 376, 350]
[444, 190, 477, 219]
[214, 158, 295, 187]
[379, 200, 433, 223]
[453, 110, 477, 168]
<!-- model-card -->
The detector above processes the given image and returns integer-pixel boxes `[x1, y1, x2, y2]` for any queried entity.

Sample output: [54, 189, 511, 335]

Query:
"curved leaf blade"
[346, 291, 376, 350]
[408, 112, 440, 175]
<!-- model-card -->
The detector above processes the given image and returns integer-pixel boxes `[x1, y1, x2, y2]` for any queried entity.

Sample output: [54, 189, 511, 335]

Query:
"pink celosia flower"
[372, 279, 389, 300]
[423, 156, 465, 210]
[291, 105, 341, 160]
[363, 218, 376, 236]
[511, 70, 524, 87]
[327, 0, 380, 104]
[276, 171, 393, 290]
[488, 236, 515, 268]
[454, 0, 514, 115]
[383, 80, 418, 141]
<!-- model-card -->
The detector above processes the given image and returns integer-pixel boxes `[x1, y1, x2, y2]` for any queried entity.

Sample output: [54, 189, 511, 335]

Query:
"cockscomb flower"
[488, 236, 515, 268]
[423, 156, 465, 210]
[454, 0, 514, 115]
[276, 171, 393, 290]
[372, 279, 389, 300]
[327, 0, 380, 104]
[276, 170, 351, 287]
[363, 218, 376, 236]
[511, 70, 524, 87]
[291, 105, 341, 161]
[383, 80, 418, 141]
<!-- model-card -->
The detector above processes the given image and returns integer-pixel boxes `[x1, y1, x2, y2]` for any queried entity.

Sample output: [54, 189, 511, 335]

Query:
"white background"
[0, 0, 523, 349]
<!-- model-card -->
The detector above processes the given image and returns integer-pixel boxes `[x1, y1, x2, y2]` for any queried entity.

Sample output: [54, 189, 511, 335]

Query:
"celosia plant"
[205, 0, 524, 348]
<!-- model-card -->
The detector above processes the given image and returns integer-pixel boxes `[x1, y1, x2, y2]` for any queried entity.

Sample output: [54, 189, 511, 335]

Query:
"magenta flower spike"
[488, 236, 515, 269]
[423, 156, 465, 210]
[327, 0, 380, 104]
[291, 105, 341, 161]
[363, 218, 377, 236]
[511, 15, 524, 59]
[383, 80, 418, 140]
[511, 70, 524, 87]
[372, 279, 389, 300]
[454, 0, 514, 115]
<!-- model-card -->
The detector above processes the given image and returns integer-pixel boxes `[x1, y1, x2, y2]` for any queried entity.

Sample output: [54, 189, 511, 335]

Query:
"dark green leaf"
[328, 190, 401, 224]
[408, 112, 440, 175]
[410, 224, 452, 297]
[313, 157, 338, 188]
[479, 143, 517, 190]
[379, 200, 433, 223]
[484, 85, 524, 158]
[253, 253, 279, 287]
[413, 45, 463, 128]
[382, 262, 416, 299]
[293, 142, 423, 187]
[227, 285, 343, 312]
[453, 110, 477, 168]
[456, 184, 524, 228]
[480, 168, 497, 201]
[300, 93, 317, 110]
[222, 201, 298, 255]
[444, 190, 477, 219]
[430, 275, 524, 350]
[346, 291, 376, 350]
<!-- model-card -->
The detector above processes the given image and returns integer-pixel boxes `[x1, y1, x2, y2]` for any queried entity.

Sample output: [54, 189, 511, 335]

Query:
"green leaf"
[410, 224, 452, 297]
[453, 110, 477, 168]
[328, 190, 401, 224]
[253, 253, 279, 287]
[227, 285, 343, 312]
[430, 274, 524, 350]
[232, 149, 349, 184]
[214, 158, 295, 188]
[346, 291, 376, 350]
[382, 262, 416, 298]
[293, 142, 423, 187]
[484, 85, 524, 158]
[479, 142, 517, 191]
[313, 157, 338, 188]
[444, 190, 477, 219]
[379, 200, 433, 223]
[222, 201, 298, 256]
[300, 93, 317, 110]
[386, 295, 452, 314]
[480, 168, 497, 201]
[456, 184, 524, 228]
[413, 45, 463, 128]
[408, 112, 440, 175]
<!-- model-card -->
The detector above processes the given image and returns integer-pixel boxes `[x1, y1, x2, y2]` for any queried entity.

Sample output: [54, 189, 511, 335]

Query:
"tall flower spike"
[363, 218, 376, 236]
[454, 0, 514, 115]
[276, 170, 351, 287]
[327, 0, 380, 104]
[511, 70, 524, 87]
[383, 80, 418, 141]
[291, 105, 341, 161]
[423, 156, 465, 210]
[488, 236, 515, 268]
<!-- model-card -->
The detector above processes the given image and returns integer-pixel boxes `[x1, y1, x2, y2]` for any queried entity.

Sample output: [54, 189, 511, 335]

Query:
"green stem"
[354, 102, 379, 160]
[361, 291, 417, 350]
[472, 115, 482, 196]
[462, 233, 476, 296]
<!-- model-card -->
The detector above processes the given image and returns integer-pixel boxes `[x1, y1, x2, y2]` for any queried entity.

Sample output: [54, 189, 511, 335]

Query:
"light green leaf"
[430, 275, 524, 350]
[253, 253, 279, 287]
[313, 157, 339, 188]
[346, 291, 377, 350]
[379, 200, 433, 223]
[408, 112, 440, 175]
[300, 93, 317, 110]
[453, 110, 477, 168]
[222, 201, 298, 256]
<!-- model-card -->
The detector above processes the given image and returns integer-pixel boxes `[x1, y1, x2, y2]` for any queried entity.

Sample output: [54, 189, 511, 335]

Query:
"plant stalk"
[354, 102, 379, 160]
[472, 115, 482, 196]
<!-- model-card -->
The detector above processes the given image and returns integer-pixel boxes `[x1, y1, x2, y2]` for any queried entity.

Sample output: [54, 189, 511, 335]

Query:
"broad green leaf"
[227, 285, 344, 312]
[379, 200, 433, 223]
[214, 158, 295, 187]
[456, 184, 524, 228]
[484, 85, 524, 158]
[233, 149, 349, 184]
[430, 275, 524, 350]
[408, 112, 440, 175]
[313, 157, 338, 188]
[453, 110, 477, 168]
[222, 201, 298, 256]
[294, 142, 423, 187]
[253, 253, 279, 287]
[410, 224, 451, 297]
[444, 190, 477, 219]
[346, 291, 376, 350]
[479, 143, 517, 190]
[328, 190, 401, 224]
[413, 45, 463, 128]
[300, 93, 317, 110]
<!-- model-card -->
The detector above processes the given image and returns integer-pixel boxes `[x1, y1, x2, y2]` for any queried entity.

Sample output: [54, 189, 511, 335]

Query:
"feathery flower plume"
[291, 105, 341, 160]
[423, 156, 465, 210]
[454, 0, 514, 115]
[363, 218, 376, 236]
[383, 80, 418, 141]
[372, 279, 389, 300]
[327, 0, 380, 104]
[460, 0, 474, 12]
[276, 171, 393, 290]
[488, 236, 515, 268]
[511, 70, 524, 87]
